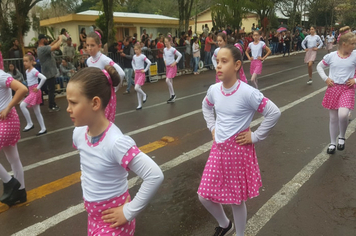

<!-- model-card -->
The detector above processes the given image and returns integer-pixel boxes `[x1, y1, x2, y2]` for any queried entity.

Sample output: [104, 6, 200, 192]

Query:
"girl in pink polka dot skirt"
[67, 66, 163, 236]
[20, 54, 47, 136]
[0, 69, 28, 206]
[199, 45, 281, 236]
[86, 29, 125, 123]
[316, 26, 356, 154]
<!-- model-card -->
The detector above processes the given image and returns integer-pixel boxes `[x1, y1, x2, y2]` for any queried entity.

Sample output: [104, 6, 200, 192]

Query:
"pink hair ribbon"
[102, 69, 116, 123]
[337, 30, 350, 43]
[95, 31, 102, 39]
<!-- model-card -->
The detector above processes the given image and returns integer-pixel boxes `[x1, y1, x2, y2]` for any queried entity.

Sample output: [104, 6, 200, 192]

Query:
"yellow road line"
[0, 136, 175, 213]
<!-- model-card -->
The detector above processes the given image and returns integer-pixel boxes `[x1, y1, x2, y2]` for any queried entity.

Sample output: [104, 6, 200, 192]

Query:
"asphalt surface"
[1, 48, 356, 236]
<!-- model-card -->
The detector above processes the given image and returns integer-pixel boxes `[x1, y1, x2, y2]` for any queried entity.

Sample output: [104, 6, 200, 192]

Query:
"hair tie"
[337, 30, 350, 43]
[222, 30, 227, 35]
[27, 52, 35, 61]
[95, 31, 102, 39]
[102, 69, 112, 86]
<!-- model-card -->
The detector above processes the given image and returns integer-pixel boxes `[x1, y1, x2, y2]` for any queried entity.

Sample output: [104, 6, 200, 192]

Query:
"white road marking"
[17, 64, 315, 144]
[243, 118, 356, 236]
[11, 86, 327, 236]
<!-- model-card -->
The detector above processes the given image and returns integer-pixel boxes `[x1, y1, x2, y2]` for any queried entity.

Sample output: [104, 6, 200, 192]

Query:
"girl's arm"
[174, 49, 182, 63]
[316, 61, 329, 81]
[301, 36, 307, 50]
[0, 79, 28, 120]
[212, 52, 217, 68]
[317, 36, 323, 49]
[250, 99, 281, 143]
[112, 63, 125, 92]
[202, 96, 215, 132]
[143, 57, 152, 72]
[131, 57, 136, 71]
[245, 48, 252, 60]
[122, 153, 164, 221]
[262, 46, 272, 60]
[37, 72, 47, 90]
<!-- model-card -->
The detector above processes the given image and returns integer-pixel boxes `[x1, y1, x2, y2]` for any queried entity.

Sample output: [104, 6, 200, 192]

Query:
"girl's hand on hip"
[313, 47, 318, 51]
[235, 129, 252, 145]
[171, 62, 177, 67]
[326, 78, 334, 87]
[33, 88, 39, 93]
[305, 48, 309, 52]
[211, 129, 215, 142]
[346, 78, 356, 87]
[101, 197, 130, 228]
[0, 107, 10, 121]
[141, 70, 145, 73]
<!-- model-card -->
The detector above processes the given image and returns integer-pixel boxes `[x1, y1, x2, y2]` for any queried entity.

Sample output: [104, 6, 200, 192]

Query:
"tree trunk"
[103, 0, 114, 47]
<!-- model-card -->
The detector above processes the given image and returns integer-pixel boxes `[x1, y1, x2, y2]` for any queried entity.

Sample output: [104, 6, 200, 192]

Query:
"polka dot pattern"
[197, 131, 262, 205]
[134, 70, 145, 86]
[220, 81, 241, 97]
[85, 191, 136, 236]
[5, 77, 13, 88]
[23, 85, 42, 107]
[121, 146, 140, 171]
[322, 84, 355, 110]
[0, 107, 21, 149]
[105, 87, 116, 123]
[257, 97, 269, 113]
[250, 60, 263, 75]
[166, 65, 177, 79]
[205, 97, 214, 107]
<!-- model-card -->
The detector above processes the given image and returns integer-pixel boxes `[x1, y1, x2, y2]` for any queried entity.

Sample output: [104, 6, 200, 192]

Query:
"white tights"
[329, 108, 349, 145]
[199, 195, 247, 236]
[166, 78, 175, 96]
[134, 84, 146, 108]
[20, 102, 46, 132]
[0, 144, 25, 189]
[251, 73, 258, 89]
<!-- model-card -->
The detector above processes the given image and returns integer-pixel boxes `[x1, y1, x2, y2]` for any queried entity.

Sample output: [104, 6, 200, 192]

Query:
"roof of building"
[77, 10, 178, 20]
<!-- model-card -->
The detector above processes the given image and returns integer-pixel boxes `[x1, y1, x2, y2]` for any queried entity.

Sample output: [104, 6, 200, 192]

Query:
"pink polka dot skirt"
[23, 85, 42, 107]
[198, 130, 262, 205]
[0, 107, 21, 149]
[134, 70, 145, 86]
[85, 190, 136, 236]
[166, 65, 177, 78]
[322, 84, 355, 110]
[250, 60, 263, 75]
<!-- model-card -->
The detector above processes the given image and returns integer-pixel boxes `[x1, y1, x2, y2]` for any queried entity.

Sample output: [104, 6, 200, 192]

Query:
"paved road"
[1, 48, 355, 236]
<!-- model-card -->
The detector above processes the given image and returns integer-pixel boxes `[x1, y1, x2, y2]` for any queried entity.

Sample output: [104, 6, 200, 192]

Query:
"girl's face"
[164, 38, 171, 47]
[310, 27, 315, 35]
[216, 48, 241, 82]
[86, 37, 101, 56]
[253, 32, 260, 41]
[217, 36, 226, 47]
[23, 57, 32, 69]
[134, 47, 141, 55]
[343, 37, 356, 53]
[66, 82, 96, 127]
[9, 64, 14, 71]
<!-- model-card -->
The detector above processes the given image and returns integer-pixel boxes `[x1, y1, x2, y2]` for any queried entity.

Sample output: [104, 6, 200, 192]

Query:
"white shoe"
[307, 79, 313, 85]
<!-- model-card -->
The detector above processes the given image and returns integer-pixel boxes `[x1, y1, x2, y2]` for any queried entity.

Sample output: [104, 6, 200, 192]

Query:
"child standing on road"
[246, 31, 272, 89]
[20, 54, 47, 136]
[86, 29, 125, 122]
[192, 36, 201, 75]
[132, 43, 151, 110]
[316, 26, 356, 154]
[302, 26, 323, 85]
[199, 45, 280, 236]
[212, 32, 228, 83]
[163, 36, 182, 103]
[67, 66, 164, 236]
[0, 69, 28, 206]
[326, 31, 335, 53]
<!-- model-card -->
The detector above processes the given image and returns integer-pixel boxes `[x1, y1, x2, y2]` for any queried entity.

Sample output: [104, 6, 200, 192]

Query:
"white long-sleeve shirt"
[302, 35, 323, 49]
[26, 68, 47, 89]
[132, 54, 152, 72]
[317, 50, 356, 84]
[73, 123, 164, 222]
[0, 70, 13, 112]
[202, 80, 281, 143]
[163, 47, 182, 66]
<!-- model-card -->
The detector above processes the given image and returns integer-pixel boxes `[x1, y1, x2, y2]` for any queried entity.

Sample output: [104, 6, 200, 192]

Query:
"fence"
[2, 45, 215, 93]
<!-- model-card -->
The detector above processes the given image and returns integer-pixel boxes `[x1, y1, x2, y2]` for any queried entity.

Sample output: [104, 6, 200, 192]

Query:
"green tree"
[178, 0, 195, 33]
[211, 0, 248, 30]
[247, 0, 281, 32]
